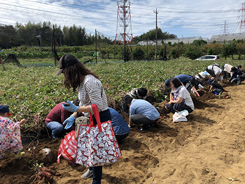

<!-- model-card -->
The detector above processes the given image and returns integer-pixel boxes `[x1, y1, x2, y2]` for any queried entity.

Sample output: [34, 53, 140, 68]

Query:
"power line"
[0, 5, 234, 29]
[0, 1, 243, 38]
[2, 0, 241, 15]
[24, 0, 240, 13]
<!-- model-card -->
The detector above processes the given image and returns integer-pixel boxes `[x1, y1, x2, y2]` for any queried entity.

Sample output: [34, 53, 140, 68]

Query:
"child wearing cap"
[0, 105, 26, 159]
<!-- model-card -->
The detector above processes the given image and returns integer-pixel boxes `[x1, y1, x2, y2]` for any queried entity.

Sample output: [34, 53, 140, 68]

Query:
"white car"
[196, 55, 219, 61]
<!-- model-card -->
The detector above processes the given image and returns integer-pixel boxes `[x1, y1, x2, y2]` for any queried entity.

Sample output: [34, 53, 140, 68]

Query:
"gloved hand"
[63, 115, 76, 130]
[62, 100, 79, 112]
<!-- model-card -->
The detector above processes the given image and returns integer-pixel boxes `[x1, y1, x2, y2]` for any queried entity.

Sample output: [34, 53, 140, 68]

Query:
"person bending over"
[222, 64, 234, 79]
[45, 101, 79, 139]
[109, 108, 130, 143]
[165, 78, 194, 114]
[122, 88, 148, 113]
[208, 79, 224, 93]
[206, 63, 223, 81]
[164, 74, 200, 96]
[229, 67, 244, 85]
[124, 96, 160, 131]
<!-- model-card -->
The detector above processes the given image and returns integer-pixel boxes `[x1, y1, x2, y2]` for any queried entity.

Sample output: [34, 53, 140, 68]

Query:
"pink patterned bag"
[75, 104, 122, 167]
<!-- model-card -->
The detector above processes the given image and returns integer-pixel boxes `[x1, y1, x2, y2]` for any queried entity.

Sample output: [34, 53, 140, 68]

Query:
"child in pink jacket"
[0, 105, 26, 159]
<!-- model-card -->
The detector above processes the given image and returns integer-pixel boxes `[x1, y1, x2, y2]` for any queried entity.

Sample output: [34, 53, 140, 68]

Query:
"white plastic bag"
[173, 110, 189, 122]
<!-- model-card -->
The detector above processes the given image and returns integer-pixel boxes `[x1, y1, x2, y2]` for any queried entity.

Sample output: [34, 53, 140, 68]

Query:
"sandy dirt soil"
[1, 83, 245, 184]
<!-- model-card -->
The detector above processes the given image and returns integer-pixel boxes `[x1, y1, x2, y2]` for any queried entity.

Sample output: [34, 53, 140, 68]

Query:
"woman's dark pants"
[165, 102, 193, 114]
[91, 109, 111, 184]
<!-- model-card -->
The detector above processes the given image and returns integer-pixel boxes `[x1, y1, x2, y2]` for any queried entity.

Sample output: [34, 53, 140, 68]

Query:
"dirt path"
[56, 85, 245, 184]
[1, 84, 245, 184]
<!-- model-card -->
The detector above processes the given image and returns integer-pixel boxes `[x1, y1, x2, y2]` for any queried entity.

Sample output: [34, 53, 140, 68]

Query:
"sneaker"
[81, 169, 93, 178]
[14, 151, 25, 159]
[237, 80, 241, 85]
[140, 125, 151, 131]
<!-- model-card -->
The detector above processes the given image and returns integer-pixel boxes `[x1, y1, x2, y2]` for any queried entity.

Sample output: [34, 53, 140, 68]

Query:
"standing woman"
[56, 54, 111, 184]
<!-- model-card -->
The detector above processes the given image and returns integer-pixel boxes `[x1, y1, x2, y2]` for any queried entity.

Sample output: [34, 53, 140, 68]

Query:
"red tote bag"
[75, 104, 122, 167]
[57, 130, 77, 164]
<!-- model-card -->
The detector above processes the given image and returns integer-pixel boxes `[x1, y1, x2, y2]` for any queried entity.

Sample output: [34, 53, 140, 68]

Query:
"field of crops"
[1, 58, 245, 129]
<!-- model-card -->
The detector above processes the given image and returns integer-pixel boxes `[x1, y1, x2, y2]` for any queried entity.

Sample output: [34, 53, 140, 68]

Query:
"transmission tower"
[221, 20, 229, 35]
[115, 0, 133, 62]
[240, 3, 245, 32]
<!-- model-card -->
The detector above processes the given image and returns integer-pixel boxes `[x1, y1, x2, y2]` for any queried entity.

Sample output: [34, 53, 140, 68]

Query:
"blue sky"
[0, 0, 244, 40]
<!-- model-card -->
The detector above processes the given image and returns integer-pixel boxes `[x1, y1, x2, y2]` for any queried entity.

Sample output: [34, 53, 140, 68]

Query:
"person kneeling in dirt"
[208, 79, 224, 94]
[45, 100, 79, 139]
[165, 78, 194, 114]
[229, 67, 245, 85]
[0, 105, 26, 159]
[164, 74, 200, 96]
[206, 63, 223, 81]
[122, 88, 148, 113]
[109, 107, 130, 143]
[124, 96, 160, 131]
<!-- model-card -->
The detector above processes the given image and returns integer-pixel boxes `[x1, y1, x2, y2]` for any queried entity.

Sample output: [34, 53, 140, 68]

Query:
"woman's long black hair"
[170, 78, 182, 89]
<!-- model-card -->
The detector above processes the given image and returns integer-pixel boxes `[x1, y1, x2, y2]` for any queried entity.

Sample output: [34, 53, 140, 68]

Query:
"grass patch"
[1, 58, 245, 129]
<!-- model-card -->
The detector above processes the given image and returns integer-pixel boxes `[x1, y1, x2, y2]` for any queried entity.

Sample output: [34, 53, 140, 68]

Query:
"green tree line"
[133, 27, 177, 43]
[0, 21, 113, 49]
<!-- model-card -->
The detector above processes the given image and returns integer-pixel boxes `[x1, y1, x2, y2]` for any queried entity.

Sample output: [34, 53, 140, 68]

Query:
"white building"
[137, 36, 203, 46]
[209, 33, 245, 43]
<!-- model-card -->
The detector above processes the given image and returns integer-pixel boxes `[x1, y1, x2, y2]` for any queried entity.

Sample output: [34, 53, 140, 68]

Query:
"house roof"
[209, 33, 245, 43]
[137, 36, 203, 46]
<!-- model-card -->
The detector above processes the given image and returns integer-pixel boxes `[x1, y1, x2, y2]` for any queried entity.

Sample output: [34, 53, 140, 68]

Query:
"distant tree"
[168, 42, 172, 46]
[132, 46, 145, 60]
[184, 45, 202, 60]
[221, 44, 230, 60]
[192, 40, 207, 46]
[0, 21, 111, 48]
[229, 40, 237, 60]
[236, 42, 245, 60]
[172, 42, 177, 47]
[0, 25, 17, 49]
[133, 27, 176, 43]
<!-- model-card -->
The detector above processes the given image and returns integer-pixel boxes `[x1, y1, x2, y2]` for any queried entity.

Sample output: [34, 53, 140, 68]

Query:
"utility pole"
[153, 8, 159, 60]
[95, 29, 98, 64]
[60, 36, 62, 46]
[52, 25, 56, 66]
[147, 37, 149, 60]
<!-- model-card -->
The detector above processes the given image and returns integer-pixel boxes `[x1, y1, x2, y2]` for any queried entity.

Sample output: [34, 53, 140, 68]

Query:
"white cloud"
[0, 0, 244, 39]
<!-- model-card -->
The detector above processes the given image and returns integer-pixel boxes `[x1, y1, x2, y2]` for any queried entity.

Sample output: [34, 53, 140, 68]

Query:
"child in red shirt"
[45, 102, 73, 139]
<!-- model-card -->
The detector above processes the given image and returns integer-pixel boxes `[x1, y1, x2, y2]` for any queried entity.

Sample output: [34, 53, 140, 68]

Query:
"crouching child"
[165, 78, 194, 114]
[0, 105, 26, 159]
[124, 96, 160, 131]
